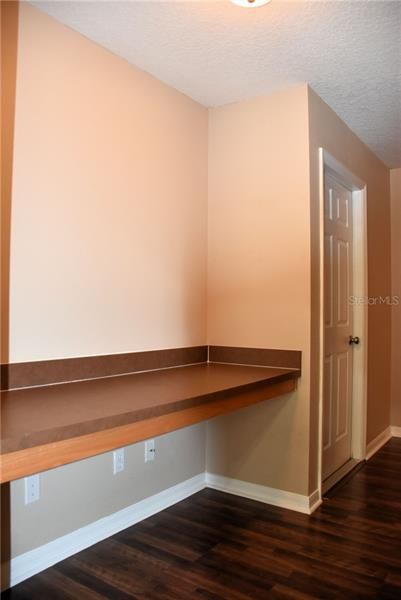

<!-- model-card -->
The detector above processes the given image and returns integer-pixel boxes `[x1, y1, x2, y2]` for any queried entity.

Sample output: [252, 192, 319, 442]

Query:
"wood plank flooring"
[3, 439, 401, 599]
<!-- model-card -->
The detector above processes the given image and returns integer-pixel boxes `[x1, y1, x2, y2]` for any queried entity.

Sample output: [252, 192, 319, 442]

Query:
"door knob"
[349, 336, 360, 345]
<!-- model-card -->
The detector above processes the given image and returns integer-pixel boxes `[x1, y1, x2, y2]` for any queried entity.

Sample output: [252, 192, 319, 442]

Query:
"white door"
[322, 171, 355, 481]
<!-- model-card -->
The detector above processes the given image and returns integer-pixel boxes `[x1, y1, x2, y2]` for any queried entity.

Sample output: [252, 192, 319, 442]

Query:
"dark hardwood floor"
[3, 439, 401, 599]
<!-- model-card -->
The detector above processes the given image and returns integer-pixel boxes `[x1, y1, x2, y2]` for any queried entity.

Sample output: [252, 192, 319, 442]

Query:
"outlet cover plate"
[144, 439, 156, 463]
[113, 448, 125, 474]
[24, 474, 40, 504]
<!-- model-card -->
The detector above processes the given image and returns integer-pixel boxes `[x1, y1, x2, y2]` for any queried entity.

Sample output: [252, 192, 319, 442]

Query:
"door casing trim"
[317, 148, 368, 498]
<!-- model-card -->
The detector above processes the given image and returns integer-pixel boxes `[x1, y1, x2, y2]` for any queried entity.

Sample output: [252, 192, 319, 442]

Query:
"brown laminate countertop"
[1, 363, 299, 455]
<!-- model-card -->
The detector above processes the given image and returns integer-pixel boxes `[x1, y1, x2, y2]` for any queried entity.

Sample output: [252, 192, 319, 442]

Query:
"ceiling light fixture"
[230, 0, 271, 8]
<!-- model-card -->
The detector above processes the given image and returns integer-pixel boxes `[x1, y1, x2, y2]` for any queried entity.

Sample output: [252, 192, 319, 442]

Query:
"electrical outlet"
[113, 448, 125, 474]
[144, 439, 156, 463]
[24, 474, 40, 504]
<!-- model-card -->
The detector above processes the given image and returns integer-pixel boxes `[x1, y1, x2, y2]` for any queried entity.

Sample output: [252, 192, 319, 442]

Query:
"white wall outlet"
[24, 474, 40, 504]
[144, 439, 156, 463]
[113, 448, 125, 474]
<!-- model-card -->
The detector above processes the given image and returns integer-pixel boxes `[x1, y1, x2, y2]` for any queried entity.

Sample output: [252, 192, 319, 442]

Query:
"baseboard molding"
[8, 424, 401, 591]
[308, 489, 322, 513]
[391, 426, 401, 438]
[9, 472, 323, 589]
[9, 473, 206, 589]
[366, 426, 392, 460]
[206, 472, 321, 515]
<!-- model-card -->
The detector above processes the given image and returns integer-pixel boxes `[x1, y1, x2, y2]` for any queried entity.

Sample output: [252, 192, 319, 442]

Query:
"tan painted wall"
[207, 85, 392, 497]
[390, 168, 401, 427]
[207, 85, 313, 496]
[8, 3, 208, 558]
[308, 87, 392, 489]
[11, 424, 205, 557]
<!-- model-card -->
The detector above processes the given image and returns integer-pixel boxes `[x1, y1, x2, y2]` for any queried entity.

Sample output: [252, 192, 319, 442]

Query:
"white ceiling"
[32, 1, 401, 168]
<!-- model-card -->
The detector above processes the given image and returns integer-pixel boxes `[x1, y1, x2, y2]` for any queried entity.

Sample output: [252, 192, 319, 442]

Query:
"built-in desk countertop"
[0, 361, 300, 483]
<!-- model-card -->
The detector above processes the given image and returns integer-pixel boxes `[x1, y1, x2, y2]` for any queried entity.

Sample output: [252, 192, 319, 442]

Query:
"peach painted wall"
[391, 168, 401, 427]
[9, 3, 208, 363]
[207, 85, 313, 495]
[308, 88, 392, 488]
[0, 0, 19, 365]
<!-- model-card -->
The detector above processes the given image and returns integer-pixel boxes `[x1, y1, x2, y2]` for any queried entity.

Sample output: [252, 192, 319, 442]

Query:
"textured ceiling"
[32, 1, 401, 167]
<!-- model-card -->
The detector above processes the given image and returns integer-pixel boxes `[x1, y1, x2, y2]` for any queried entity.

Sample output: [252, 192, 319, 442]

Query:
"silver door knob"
[349, 336, 360, 345]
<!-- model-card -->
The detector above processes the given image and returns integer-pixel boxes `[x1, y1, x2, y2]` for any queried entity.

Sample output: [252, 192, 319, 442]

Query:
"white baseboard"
[366, 426, 392, 460]
[308, 489, 322, 513]
[10, 473, 206, 588]
[8, 424, 401, 590]
[9, 472, 323, 589]
[206, 472, 321, 515]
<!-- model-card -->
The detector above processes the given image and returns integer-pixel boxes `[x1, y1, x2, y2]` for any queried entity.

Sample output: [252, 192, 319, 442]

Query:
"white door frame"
[317, 148, 368, 495]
